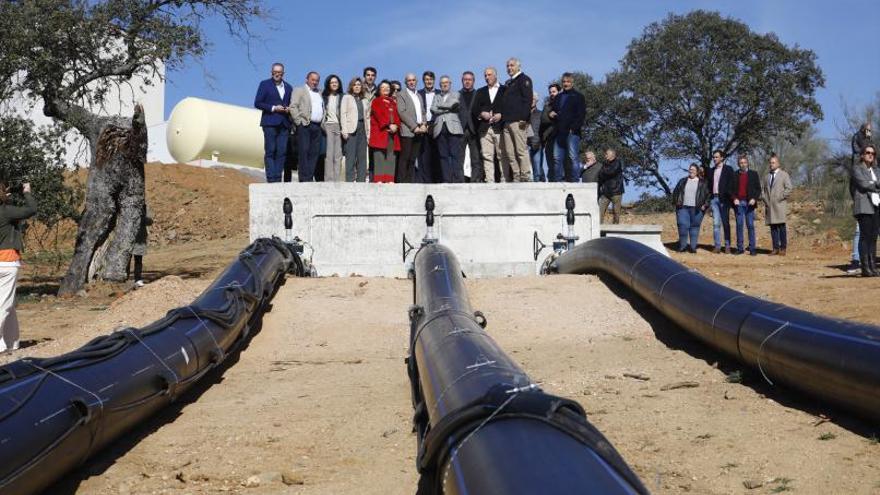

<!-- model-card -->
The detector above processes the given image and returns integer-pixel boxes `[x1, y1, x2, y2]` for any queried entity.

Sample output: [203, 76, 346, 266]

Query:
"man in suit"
[253, 63, 293, 183]
[418, 71, 441, 183]
[762, 153, 793, 256]
[550, 73, 586, 182]
[707, 149, 735, 253]
[473, 67, 506, 183]
[431, 75, 464, 183]
[500, 57, 534, 182]
[289, 71, 324, 182]
[363, 66, 378, 102]
[458, 71, 482, 182]
[727, 155, 762, 255]
[395, 73, 428, 183]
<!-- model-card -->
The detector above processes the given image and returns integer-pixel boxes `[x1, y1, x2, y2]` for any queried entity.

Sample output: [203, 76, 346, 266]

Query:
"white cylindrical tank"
[166, 97, 266, 168]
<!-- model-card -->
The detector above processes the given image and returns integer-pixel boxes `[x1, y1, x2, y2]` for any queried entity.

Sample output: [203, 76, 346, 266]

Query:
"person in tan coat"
[761, 153, 793, 255]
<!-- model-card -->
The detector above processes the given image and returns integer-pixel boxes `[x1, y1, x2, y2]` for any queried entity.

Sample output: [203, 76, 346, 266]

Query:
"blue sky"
[165, 0, 878, 190]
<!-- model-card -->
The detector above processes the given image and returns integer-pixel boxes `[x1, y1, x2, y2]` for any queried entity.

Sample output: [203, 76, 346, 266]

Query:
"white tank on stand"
[166, 97, 267, 169]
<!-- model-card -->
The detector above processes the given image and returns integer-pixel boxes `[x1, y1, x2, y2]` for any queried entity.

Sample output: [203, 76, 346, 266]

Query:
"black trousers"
[396, 136, 422, 183]
[856, 211, 879, 267]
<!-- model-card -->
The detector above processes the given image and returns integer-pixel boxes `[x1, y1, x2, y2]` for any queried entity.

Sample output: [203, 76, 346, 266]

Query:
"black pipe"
[408, 243, 648, 495]
[0, 237, 305, 495]
[550, 237, 880, 422]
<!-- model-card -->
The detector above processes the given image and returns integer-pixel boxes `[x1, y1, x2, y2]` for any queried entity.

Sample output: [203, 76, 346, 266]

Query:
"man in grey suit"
[431, 75, 464, 183]
[458, 71, 481, 182]
[395, 73, 428, 183]
[289, 71, 324, 182]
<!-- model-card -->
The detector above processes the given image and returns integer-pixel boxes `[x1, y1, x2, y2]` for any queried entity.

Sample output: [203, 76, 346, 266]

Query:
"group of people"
[671, 151, 793, 257]
[255, 62, 619, 185]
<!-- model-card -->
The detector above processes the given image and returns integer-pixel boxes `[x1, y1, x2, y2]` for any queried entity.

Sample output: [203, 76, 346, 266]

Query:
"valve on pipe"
[281, 197, 316, 277]
[533, 193, 580, 274]
[423, 194, 436, 245]
[407, 242, 648, 494]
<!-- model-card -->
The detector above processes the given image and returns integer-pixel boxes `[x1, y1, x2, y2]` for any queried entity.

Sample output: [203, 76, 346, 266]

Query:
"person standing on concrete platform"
[528, 92, 545, 182]
[728, 156, 761, 256]
[540, 84, 560, 181]
[290, 71, 324, 182]
[341, 77, 371, 182]
[473, 67, 506, 183]
[418, 71, 441, 183]
[580, 150, 601, 184]
[762, 153, 793, 256]
[395, 73, 428, 183]
[672, 163, 709, 253]
[321, 75, 345, 182]
[551, 73, 586, 183]
[598, 147, 625, 224]
[850, 144, 880, 276]
[458, 71, 482, 182]
[707, 150, 735, 254]
[369, 81, 401, 183]
[0, 182, 36, 352]
[253, 63, 293, 183]
[431, 76, 464, 183]
[363, 67, 378, 102]
[500, 58, 534, 182]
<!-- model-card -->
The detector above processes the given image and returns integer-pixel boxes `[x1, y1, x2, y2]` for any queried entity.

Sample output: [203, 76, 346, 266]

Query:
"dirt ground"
[5, 165, 879, 494]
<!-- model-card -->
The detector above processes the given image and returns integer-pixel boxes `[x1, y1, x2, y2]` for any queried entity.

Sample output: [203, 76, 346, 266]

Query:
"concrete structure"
[601, 224, 667, 256]
[250, 183, 600, 277]
[166, 97, 264, 169]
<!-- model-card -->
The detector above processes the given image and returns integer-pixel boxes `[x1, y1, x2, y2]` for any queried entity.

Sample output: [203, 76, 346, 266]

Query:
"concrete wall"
[250, 183, 600, 278]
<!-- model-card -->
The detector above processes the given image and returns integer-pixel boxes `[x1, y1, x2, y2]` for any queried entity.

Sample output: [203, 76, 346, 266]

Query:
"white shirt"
[423, 90, 435, 121]
[275, 81, 285, 100]
[308, 88, 324, 123]
[488, 83, 500, 103]
[407, 89, 423, 123]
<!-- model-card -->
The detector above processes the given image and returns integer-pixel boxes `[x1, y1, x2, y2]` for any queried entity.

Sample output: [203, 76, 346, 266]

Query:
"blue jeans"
[530, 146, 545, 182]
[676, 207, 705, 251]
[709, 196, 731, 248]
[770, 224, 787, 250]
[296, 123, 322, 182]
[552, 133, 580, 182]
[852, 224, 860, 262]
[734, 202, 757, 253]
[262, 126, 289, 183]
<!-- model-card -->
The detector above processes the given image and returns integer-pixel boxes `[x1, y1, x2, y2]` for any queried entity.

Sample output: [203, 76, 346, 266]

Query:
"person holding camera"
[0, 182, 37, 352]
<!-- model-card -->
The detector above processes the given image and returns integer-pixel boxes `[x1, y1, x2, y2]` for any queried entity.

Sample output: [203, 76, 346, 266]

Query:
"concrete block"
[250, 183, 600, 277]
[601, 224, 668, 256]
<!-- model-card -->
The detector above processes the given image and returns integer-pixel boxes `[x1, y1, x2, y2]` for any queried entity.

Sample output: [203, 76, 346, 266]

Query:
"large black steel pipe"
[551, 237, 880, 422]
[408, 243, 647, 495]
[0, 237, 303, 495]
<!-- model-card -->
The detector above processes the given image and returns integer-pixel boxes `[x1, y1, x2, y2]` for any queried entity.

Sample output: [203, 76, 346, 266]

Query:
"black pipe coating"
[408, 243, 648, 495]
[551, 237, 880, 422]
[0, 237, 302, 495]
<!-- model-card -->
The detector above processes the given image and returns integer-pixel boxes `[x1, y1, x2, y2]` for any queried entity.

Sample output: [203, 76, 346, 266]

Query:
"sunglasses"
[865, 151, 876, 156]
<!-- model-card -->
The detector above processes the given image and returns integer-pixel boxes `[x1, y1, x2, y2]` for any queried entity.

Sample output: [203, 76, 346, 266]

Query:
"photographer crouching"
[0, 182, 36, 352]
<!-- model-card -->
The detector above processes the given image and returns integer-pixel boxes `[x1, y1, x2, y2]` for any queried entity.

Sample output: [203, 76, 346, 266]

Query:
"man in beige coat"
[762, 153, 793, 255]
[289, 71, 324, 182]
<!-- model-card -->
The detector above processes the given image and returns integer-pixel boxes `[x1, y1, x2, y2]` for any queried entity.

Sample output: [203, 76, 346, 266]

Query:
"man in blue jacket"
[254, 63, 293, 183]
[550, 73, 586, 182]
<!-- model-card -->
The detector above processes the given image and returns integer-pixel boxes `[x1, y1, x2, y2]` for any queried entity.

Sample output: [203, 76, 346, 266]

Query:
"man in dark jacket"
[550, 73, 586, 183]
[418, 71, 441, 183]
[253, 63, 293, 183]
[527, 93, 545, 181]
[540, 84, 560, 181]
[727, 156, 762, 255]
[472, 67, 507, 182]
[598, 147, 625, 224]
[706, 149, 735, 253]
[500, 57, 534, 182]
[458, 71, 482, 182]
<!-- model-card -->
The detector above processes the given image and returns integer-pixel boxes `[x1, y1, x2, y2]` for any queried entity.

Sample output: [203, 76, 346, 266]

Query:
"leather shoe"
[769, 249, 778, 255]
[713, 247, 720, 254]
[779, 249, 786, 256]
[724, 246, 731, 254]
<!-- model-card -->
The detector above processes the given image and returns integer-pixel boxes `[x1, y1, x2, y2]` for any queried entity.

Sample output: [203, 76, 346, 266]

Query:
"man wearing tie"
[762, 153, 793, 256]
[253, 63, 293, 183]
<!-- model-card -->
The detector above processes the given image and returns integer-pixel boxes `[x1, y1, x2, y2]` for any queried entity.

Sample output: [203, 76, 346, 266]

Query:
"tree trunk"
[58, 105, 146, 296]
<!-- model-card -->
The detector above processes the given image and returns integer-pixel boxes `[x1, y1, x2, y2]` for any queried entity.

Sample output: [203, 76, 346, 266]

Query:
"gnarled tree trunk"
[58, 104, 146, 296]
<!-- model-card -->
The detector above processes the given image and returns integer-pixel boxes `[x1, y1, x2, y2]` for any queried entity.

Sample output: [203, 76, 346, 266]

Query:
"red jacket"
[369, 96, 401, 151]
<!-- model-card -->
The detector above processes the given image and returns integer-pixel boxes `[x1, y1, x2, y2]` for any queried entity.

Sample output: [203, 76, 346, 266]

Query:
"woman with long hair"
[341, 77, 371, 182]
[672, 163, 709, 253]
[368, 80, 401, 183]
[321, 74, 344, 181]
[0, 182, 36, 352]
[851, 144, 880, 276]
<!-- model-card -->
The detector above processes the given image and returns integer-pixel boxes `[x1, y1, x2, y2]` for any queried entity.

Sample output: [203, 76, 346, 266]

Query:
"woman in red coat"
[369, 80, 401, 183]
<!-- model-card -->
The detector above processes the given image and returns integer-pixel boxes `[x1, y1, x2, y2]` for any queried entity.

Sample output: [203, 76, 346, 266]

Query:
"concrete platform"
[250, 183, 600, 277]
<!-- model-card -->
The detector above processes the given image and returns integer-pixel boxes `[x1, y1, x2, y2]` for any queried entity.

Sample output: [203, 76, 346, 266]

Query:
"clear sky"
[164, 0, 878, 187]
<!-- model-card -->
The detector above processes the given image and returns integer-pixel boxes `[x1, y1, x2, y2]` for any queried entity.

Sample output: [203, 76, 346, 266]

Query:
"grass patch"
[725, 370, 743, 383]
[770, 477, 794, 493]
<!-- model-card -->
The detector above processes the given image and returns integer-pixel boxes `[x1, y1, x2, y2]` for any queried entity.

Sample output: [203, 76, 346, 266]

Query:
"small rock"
[660, 381, 700, 391]
[242, 475, 260, 488]
[623, 372, 650, 381]
[382, 428, 398, 438]
[259, 471, 281, 484]
[742, 479, 763, 489]
[281, 470, 305, 486]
